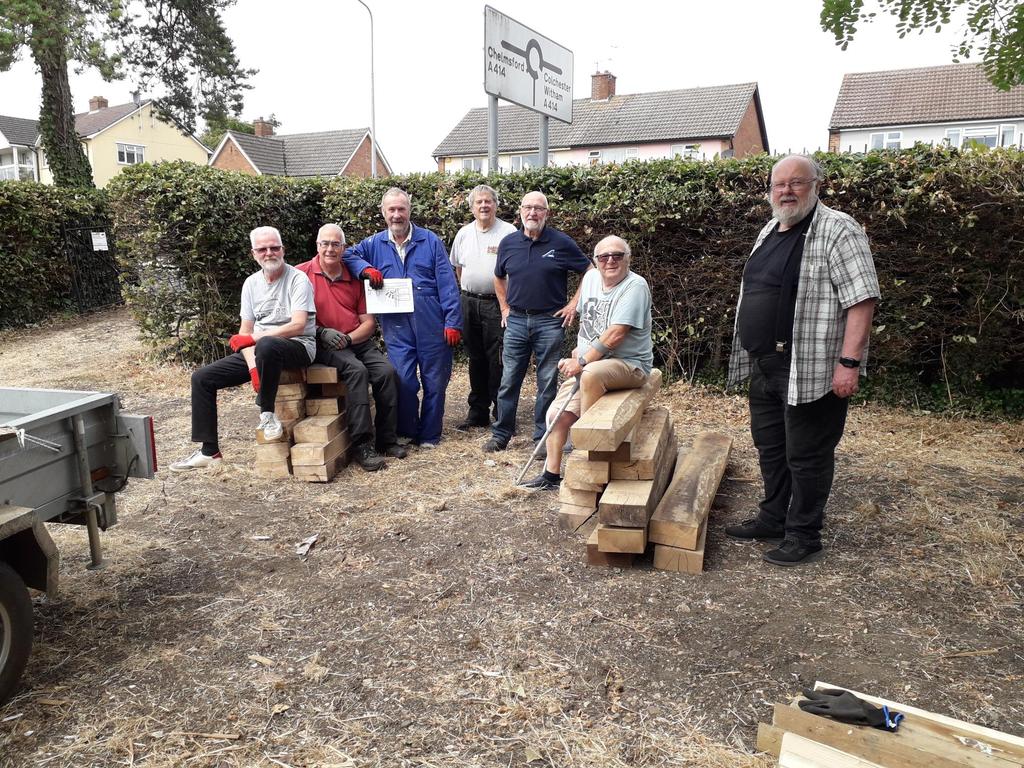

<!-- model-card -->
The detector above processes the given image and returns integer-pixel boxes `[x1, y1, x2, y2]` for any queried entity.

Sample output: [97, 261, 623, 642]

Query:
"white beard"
[772, 195, 817, 228]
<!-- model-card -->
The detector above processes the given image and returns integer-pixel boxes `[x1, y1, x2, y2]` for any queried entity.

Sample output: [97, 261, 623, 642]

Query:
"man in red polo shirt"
[297, 224, 406, 471]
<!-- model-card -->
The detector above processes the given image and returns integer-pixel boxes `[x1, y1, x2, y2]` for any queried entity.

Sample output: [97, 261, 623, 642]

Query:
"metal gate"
[63, 224, 123, 313]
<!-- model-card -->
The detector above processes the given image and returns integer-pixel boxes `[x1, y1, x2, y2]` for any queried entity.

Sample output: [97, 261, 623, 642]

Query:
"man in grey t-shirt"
[521, 235, 654, 490]
[449, 184, 517, 430]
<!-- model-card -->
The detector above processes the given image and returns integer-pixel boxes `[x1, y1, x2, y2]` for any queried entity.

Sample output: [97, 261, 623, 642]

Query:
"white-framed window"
[461, 156, 483, 172]
[869, 131, 901, 150]
[999, 124, 1017, 148]
[509, 153, 539, 171]
[0, 147, 36, 180]
[117, 142, 145, 165]
[944, 128, 962, 148]
[588, 150, 602, 166]
[600, 146, 638, 164]
[670, 143, 702, 159]
[962, 126, 998, 149]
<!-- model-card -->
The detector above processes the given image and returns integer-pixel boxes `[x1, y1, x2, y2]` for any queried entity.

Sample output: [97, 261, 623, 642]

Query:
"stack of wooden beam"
[254, 369, 307, 479]
[291, 364, 349, 482]
[757, 681, 1024, 767]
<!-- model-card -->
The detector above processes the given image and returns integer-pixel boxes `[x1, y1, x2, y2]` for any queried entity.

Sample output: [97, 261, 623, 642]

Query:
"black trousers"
[461, 292, 503, 424]
[190, 336, 310, 444]
[749, 353, 849, 545]
[316, 340, 398, 449]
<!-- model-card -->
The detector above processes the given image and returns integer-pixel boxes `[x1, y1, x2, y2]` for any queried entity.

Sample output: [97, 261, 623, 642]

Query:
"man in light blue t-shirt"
[521, 235, 653, 490]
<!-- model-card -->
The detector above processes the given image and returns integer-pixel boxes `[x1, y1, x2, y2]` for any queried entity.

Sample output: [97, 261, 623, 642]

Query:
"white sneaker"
[258, 411, 283, 441]
[170, 449, 223, 472]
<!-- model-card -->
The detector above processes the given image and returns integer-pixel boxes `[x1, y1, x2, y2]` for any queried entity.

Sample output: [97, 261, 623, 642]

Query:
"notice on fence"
[91, 231, 109, 251]
[364, 278, 414, 314]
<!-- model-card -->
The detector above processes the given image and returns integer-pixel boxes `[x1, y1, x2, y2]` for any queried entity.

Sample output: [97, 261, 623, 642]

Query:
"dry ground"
[0, 308, 1021, 768]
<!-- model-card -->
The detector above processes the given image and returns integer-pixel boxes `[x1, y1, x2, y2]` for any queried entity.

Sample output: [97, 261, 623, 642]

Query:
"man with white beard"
[171, 226, 316, 471]
[725, 155, 879, 566]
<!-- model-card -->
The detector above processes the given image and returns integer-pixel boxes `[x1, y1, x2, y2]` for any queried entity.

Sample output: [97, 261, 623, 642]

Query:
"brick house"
[433, 71, 769, 173]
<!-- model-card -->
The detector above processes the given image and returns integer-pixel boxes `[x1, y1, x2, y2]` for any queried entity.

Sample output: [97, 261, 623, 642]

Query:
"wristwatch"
[577, 355, 588, 368]
[838, 356, 860, 369]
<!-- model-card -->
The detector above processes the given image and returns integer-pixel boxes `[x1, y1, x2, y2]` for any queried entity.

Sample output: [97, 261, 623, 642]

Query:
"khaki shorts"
[546, 358, 647, 425]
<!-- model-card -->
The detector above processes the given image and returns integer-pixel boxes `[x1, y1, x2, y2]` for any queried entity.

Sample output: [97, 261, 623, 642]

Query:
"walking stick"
[513, 375, 581, 486]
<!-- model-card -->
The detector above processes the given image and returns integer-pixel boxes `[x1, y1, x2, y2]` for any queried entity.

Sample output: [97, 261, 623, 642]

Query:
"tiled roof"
[829, 63, 1024, 129]
[433, 82, 761, 157]
[225, 128, 371, 177]
[75, 101, 146, 136]
[0, 114, 40, 146]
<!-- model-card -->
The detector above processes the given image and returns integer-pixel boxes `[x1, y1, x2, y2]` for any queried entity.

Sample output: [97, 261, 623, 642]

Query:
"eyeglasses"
[596, 252, 626, 263]
[768, 179, 815, 192]
[254, 245, 283, 254]
[520, 205, 548, 212]
[317, 240, 344, 248]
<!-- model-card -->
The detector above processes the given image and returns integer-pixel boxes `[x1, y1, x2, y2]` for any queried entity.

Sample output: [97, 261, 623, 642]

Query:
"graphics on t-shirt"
[578, 296, 609, 343]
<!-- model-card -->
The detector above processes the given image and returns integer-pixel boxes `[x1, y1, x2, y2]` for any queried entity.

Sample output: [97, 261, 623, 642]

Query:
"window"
[588, 150, 602, 166]
[670, 143, 702, 159]
[999, 124, 1017, 148]
[869, 131, 901, 150]
[509, 153, 539, 171]
[0, 147, 36, 180]
[460, 156, 483, 172]
[600, 146, 638, 164]
[962, 127, 998, 149]
[944, 128, 961, 148]
[117, 143, 145, 164]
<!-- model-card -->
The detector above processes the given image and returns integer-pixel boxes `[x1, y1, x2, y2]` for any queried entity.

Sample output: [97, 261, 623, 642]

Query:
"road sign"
[484, 6, 573, 124]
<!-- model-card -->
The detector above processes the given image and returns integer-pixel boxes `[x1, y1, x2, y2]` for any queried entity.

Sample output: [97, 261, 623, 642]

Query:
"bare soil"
[1, 308, 1021, 767]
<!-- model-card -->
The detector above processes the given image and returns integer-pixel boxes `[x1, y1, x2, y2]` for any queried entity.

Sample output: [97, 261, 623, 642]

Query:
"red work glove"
[361, 268, 384, 289]
[229, 334, 255, 352]
[249, 367, 261, 393]
[445, 328, 462, 347]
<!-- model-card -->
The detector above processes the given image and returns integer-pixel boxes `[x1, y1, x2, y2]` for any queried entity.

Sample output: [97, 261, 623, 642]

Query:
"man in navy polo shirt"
[484, 191, 593, 453]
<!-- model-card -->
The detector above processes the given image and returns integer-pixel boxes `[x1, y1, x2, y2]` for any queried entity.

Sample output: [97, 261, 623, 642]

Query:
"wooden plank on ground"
[293, 414, 344, 444]
[599, 439, 676, 526]
[649, 432, 732, 549]
[586, 527, 635, 568]
[276, 382, 308, 401]
[557, 503, 595, 532]
[558, 485, 598, 508]
[292, 454, 340, 482]
[305, 364, 338, 384]
[255, 458, 291, 479]
[596, 523, 646, 553]
[305, 397, 345, 416]
[756, 722, 785, 757]
[290, 431, 349, 466]
[274, 398, 306, 421]
[779, 732, 886, 768]
[609, 407, 673, 480]
[255, 442, 291, 462]
[564, 454, 609, 485]
[653, 515, 707, 574]
[570, 369, 662, 451]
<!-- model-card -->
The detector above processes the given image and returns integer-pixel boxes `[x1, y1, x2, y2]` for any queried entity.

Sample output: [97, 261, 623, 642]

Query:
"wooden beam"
[255, 442, 291, 462]
[570, 369, 662, 451]
[585, 424, 639, 462]
[276, 382, 308, 401]
[255, 458, 291, 479]
[652, 515, 707, 574]
[290, 431, 349, 466]
[279, 369, 306, 385]
[564, 454, 609, 485]
[563, 475, 605, 492]
[305, 397, 345, 416]
[779, 732, 886, 768]
[293, 414, 344, 444]
[305, 364, 338, 384]
[649, 432, 732, 549]
[756, 722, 784, 757]
[317, 381, 348, 397]
[599, 439, 677, 527]
[609, 407, 674, 480]
[292, 454, 342, 482]
[596, 523, 646, 553]
[257, 417, 300, 444]
[558, 503, 595, 532]
[558, 485, 598, 508]
[586, 527, 635, 568]
[274, 398, 306, 421]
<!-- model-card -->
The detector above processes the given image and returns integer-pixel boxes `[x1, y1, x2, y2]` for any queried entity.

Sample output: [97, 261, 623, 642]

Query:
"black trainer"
[763, 537, 823, 567]
[520, 473, 560, 491]
[354, 443, 387, 472]
[379, 443, 408, 459]
[724, 517, 785, 542]
[482, 437, 507, 453]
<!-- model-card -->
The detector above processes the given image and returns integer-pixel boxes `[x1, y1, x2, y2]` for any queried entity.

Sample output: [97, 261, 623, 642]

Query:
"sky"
[0, 0, 976, 173]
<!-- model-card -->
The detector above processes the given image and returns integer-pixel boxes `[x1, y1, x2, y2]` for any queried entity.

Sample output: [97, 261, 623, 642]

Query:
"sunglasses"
[595, 251, 626, 263]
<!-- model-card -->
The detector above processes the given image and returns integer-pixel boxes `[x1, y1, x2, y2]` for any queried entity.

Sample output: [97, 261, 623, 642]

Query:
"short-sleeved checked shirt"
[728, 202, 880, 405]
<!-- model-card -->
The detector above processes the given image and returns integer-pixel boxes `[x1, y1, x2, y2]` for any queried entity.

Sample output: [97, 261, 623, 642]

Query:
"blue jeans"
[491, 311, 565, 444]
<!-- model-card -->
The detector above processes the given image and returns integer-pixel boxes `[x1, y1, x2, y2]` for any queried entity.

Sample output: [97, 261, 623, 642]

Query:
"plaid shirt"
[728, 202, 880, 405]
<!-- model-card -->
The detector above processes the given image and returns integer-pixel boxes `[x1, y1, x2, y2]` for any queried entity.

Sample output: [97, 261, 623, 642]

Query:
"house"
[0, 96, 210, 186]
[209, 119, 392, 178]
[432, 72, 769, 173]
[829, 63, 1024, 152]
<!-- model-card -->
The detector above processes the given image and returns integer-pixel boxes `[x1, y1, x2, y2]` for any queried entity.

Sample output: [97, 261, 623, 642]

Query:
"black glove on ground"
[799, 689, 904, 732]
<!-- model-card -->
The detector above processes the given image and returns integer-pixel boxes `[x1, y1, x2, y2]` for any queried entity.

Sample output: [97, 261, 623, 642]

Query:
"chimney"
[591, 71, 616, 101]
[253, 117, 275, 138]
[89, 95, 109, 112]
[131, 90, 141, 106]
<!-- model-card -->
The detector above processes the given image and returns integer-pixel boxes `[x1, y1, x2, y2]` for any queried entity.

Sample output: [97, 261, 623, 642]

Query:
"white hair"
[381, 187, 411, 208]
[250, 226, 282, 247]
[318, 223, 346, 245]
[469, 184, 499, 207]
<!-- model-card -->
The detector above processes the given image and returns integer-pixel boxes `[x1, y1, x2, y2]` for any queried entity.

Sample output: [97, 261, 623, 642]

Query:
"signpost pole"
[539, 115, 549, 167]
[488, 94, 499, 174]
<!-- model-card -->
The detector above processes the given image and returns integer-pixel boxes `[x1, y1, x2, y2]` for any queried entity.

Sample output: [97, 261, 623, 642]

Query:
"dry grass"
[0, 308, 1021, 766]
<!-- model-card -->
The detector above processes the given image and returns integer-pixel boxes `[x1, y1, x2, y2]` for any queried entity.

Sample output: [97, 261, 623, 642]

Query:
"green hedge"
[0, 182, 109, 329]
[108, 150, 1024, 404]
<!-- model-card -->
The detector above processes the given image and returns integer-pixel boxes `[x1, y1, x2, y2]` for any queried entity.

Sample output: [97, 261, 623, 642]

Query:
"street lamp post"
[356, 0, 377, 178]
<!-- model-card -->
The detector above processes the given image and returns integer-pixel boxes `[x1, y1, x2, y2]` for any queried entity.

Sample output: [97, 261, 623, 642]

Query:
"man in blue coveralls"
[343, 188, 463, 448]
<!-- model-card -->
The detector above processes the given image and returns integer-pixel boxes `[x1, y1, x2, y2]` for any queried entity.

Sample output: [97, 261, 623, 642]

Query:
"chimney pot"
[591, 71, 616, 101]
[89, 95, 109, 111]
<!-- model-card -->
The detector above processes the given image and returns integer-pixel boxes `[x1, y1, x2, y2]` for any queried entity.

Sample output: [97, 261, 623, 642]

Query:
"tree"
[0, 1, 253, 187]
[821, 0, 1024, 90]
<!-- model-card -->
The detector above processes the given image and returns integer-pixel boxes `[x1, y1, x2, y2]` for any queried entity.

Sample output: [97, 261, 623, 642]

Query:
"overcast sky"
[0, 0, 973, 172]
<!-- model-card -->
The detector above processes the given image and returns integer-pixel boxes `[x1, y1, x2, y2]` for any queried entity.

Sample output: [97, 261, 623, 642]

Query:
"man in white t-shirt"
[521, 235, 653, 490]
[449, 184, 517, 430]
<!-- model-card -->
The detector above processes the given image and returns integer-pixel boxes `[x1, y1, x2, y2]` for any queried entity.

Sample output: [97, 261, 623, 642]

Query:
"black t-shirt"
[737, 225, 805, 356]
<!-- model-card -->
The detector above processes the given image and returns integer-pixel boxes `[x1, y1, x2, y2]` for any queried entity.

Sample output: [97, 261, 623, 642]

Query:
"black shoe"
[520, 473, 560, 491]
[455, 418, 489, 432]
[763, 538, 823, 567]
[355, 443, 387, 472]
[725, 518, 785, 542]
[379, 443, 408, 459]
[483, 437, 508, 453]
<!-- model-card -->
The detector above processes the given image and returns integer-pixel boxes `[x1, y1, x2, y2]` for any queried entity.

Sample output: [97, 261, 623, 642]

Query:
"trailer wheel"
[0, 562, 33, 706]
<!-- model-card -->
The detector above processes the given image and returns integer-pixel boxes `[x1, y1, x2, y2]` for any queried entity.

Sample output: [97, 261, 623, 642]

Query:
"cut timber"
[599, 441, 676, 527]
[649, 432, 732, 549]
[318, 381, 348, 397]
[564, 454, 609, 485]
[292, 454, 340, 482]
[586, 527, 635, 568]
[756, 722, 785, 757]
[609, 407, 674, 480]
[293, 414, 344, 444]
[276, 382, 308, 401]
[279, 369, 306, 385]
[653, 515, 708, 574]
[255, 442, 291, 462]
[255, 458, 291, 479]
[558, 503, 595, 532]
[563, 476, 604, 493]
[813, 682, 1024, 763]
[570, 369, 662, 451]
[305, 397, 345, 416]
[290, 431, 350, 466]
[257, 417, 300, 444]
[558, 485, 598, 508]
[771, 704, 975, 768]
[274, 399, 306, 421]
[597, 523, 646, 553]
[779, 732, 885, 768]
[586, 424, 639, 462]
[305, 364, 338, 384]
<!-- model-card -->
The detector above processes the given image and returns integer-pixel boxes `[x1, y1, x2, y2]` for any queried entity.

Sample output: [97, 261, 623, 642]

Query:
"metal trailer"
[0, 388, 156, 704]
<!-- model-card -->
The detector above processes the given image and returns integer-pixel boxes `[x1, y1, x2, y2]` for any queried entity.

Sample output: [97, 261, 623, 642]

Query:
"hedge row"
[0, 183, 109, 328]
[98, 148, 1024, 401]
